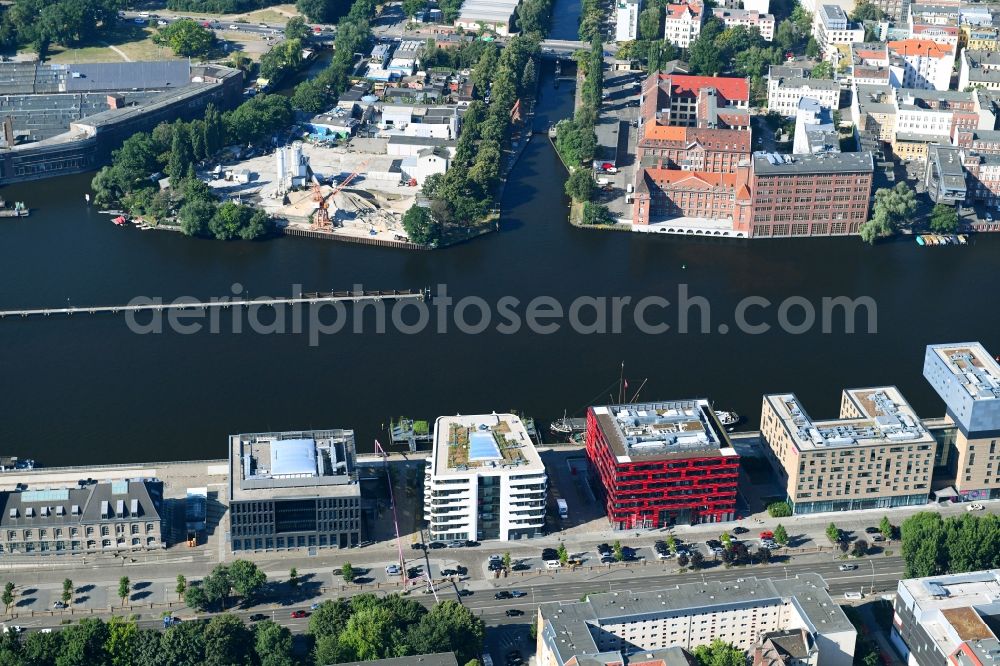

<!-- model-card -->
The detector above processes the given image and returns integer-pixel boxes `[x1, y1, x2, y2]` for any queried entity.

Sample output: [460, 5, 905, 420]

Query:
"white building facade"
[712, 7, 775, 40]
[616, 0, 642, 41]
[424, 413, 547, 543]
[664, 1, 704, 48]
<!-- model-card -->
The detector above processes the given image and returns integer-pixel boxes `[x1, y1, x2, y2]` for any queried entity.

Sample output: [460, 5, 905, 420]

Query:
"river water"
[0, 24, 997, 465]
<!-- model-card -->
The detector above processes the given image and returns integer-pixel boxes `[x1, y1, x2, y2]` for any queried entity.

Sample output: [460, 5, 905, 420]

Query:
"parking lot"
[593, 63, 644, 221]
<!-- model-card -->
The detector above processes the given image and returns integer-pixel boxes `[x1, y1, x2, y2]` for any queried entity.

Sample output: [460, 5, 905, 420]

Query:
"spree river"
[1, 55, 998, 465]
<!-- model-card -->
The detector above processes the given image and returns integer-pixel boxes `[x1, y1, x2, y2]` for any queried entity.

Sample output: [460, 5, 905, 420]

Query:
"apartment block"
[640, 73, 750, 128]
[923, 343, 1000, 500]
[892, 88, 977, 160]
[0, 480, 163, 555]
[760, 387, 935, 514]
[793, 97, 840, 154]
[424, 413, 546, 542]
[964, 152, 1000, 215]
[616, 0, 642, 42]
[228, 430, 362, 552]
[712, 7, 774, 40]
[536, 574, 855, 666]
[908, 2, 961, 49]
[637, 125, 751, 172]
[892, 570, 1000, 666]
[586, 400, 739, 529]
[767, 65, 841, 117]
[960, 50, 1000, 93]
[663, 1, 704, 48]
[813, 5, 865, 60]
[888, 39, 954, 91]
[748, 152, 874, 237]
[853, 84, 897, 141]
[850, 43, 892, 86]
[963, 26, 1000, 52]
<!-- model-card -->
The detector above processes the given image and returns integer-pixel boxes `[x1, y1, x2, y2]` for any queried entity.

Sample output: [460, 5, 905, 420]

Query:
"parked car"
[249, 613, 267, 621]
[839, 564, 857, 571]
[385, 564, 401, 575]
[52, 601, 67, 609]
[428, 541, 446, 549]
[310, 602, 322, 611]
[489, 554, 502, 563]
[505, 609, 525, 616]
[601, 554, 615, 563]
[411, 542, 425, 550]
[968, 503, 985, 511]
[447, 540, 466, 548]
[597, 543, 612, 556]
[732, 526, 749, 535]
[441, 568, 460, 576]
[290, 610, 307, 618]
[510, 590, 527, 597]
[545, 560, 561, 569]
[843, 591, 864, 600]
[871, 534, 885, 542]
[864, 527, 880, 534]
[495, 591, 513, 600]
[759, 530, 774, 540]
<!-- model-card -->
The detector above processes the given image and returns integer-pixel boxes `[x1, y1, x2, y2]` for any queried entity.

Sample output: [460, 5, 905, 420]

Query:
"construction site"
[204, 138, 423, 244]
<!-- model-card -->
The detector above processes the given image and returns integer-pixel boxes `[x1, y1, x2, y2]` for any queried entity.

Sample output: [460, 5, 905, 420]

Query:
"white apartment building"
[960, 50, 1000, 92]
[616, 0, 642, 42]
[536, 574, 856, 666]
[423, 413, 546, 542]
[894, 90, 955, 138]
[664, 1, 703, 48]
[712, 7, 775, 40]
[767, 65, 841, 117]
[888, 39, 954, 91]
[813, 4, 865, 60]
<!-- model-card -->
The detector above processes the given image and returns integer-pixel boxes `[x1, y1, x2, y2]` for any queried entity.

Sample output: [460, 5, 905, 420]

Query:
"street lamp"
[869, 559, 876, 596]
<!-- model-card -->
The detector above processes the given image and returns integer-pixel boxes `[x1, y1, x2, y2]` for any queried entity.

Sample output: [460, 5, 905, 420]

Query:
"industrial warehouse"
[0, 60, 243, 185]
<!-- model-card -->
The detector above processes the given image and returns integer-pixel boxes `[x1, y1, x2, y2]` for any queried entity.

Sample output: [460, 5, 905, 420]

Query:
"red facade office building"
[585, 399, 739, 528]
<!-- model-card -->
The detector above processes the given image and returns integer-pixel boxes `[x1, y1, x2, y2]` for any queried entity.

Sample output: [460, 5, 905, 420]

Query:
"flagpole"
[375, 440, 407, 588]
[618, 362, 624, 404]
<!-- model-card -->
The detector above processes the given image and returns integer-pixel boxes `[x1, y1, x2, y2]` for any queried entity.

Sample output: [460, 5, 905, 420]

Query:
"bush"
[766, 501, 792, 518]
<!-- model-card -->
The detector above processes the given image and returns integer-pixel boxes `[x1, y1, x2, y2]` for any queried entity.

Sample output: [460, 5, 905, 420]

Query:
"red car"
[290, 610, 307, 618]
[759, 530, 774, 540]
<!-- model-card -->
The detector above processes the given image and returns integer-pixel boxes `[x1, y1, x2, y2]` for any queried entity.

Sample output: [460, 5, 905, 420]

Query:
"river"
[0, 29, 998, 466]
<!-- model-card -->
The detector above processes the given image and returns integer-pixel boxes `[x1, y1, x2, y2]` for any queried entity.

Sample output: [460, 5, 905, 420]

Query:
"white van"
[545, 560, 561, 569]
[844, 591, 864, 600]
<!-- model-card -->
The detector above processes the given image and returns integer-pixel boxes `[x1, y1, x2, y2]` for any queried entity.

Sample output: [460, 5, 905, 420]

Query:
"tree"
[767, 501, 792, 517]
[666, 535, 677, 554]
[613, 540, 624, 562]
[805, 36, 820, 58]
[254, 620, 295, 666]
[168, 123, 194, 188]
[880, 516, 893, 540]
[59, 618, 110, 666]
[118, 576, 131, 607]
[288, 567, 299, 594]
[693, 638, 746, 666]
[407, 600, 486, 664]
[720, 532, 732, 549]
[774, 523, 789, 546]
[582, 201, 615, 225]
[811, 60, 833, 79]
[775, 19, 797, 52]
[851, 1, 886, 21]
[502, 552, 512, 573]
[677, 552, 690, 567]
[204, 613, 251, 666]
[106, 616, 139, 666]
[901, 512, 949, 578]
[557, 542, 569, 565]
[638, 5, 663, 40]
[757, 547, 772, 564]
[826, 523, 840, 543]
[175, 575, 187, 601]
[853, 539, 869, 557]
[930, 204, 959, 233]
[229, 559, 266, 603]
[342, 562, 356, 583]
[861, 182, 918, 243]
[565, 168, 595, 203]
[689, 18, 725, 75]
[62, 578, 73, 606]
[2, 582, 13, 614]
[689, 551, 705, 569]
[160, 619, 207, 665]
[335, 606, 408, 661]
[403, 205, 442, 246]
[179, 198, 216, 237]
[153, 19, 215, 57]
[285, 16, 310, 41]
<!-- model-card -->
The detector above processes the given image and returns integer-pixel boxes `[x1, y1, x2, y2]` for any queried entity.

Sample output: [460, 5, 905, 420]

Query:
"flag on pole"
[374, 439, 386, 456]
[624, 379, 629, 391]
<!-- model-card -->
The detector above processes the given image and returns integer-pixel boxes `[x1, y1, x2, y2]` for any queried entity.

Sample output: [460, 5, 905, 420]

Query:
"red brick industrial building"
[585, 400, 740, 528]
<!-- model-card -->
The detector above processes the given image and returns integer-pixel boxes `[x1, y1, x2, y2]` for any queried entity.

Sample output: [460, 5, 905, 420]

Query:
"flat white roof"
[430, 413, 545, 477]
[928, 343, 1000, 401]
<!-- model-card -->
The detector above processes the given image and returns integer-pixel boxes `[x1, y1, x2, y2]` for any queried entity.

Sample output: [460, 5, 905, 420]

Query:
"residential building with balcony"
[923, 343, 1000, 500]
[766, 66, 841, 117]
[0, 480, 163, 555]
[887, 39, 954, 91]
[664, 1, 704, 48]
[424, 413, 546, 542]
[585, 399, 739, 529]
[924, 144, 967, 204]
[616, 0, 642, 42]
[892, 569, 1000, 666]
[760, 386, 935, 514]
[228, 429, 362, 552]
[711, 7, 774, 40]
[813, 5, 865, 60]
[960, 50, 1000, 93]
[536, 574, 855, 666]
[747, 152, 874, 237]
